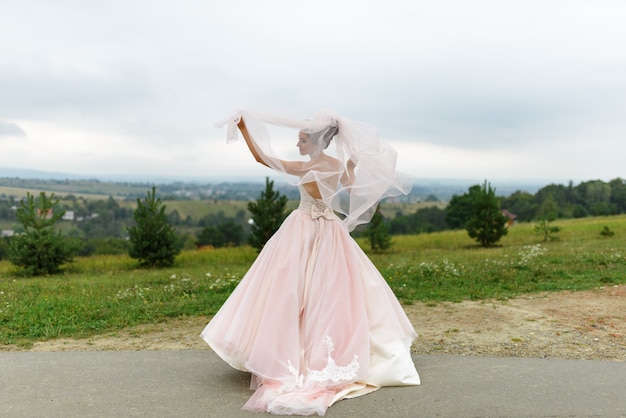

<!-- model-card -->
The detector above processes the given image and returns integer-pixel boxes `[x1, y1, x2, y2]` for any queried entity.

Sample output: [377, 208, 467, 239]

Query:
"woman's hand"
[237, 118, 246, 130]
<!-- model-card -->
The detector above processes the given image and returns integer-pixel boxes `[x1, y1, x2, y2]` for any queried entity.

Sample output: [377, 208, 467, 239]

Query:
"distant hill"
[0, 167, 84, 180]
[0, 166, 260, 184]
[0, 166, 549, 201]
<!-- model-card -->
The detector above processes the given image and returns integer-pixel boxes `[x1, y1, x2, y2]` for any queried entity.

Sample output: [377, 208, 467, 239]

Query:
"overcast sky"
[1, 0, 625, 183]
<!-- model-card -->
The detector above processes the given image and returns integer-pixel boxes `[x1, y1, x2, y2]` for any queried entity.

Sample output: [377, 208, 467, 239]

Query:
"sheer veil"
[216, 106, 413, 232]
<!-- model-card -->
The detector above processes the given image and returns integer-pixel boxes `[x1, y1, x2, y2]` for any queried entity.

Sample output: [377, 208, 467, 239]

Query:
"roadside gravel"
[10, 285, 625, 362]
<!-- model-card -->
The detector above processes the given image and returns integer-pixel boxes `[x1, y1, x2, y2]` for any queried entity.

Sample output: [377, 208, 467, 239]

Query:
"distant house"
[76, 213, 99, 222]
[1, 230, 14, 237]
[62, 211, 75, 221]
[502, 209, 517, 227]
[37, 208, 53, 219]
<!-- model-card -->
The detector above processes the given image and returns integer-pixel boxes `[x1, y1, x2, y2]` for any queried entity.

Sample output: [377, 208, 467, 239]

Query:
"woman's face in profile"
[297, 131, 314, 156]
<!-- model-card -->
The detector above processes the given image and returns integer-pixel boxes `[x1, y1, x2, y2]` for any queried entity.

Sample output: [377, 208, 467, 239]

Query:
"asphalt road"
[1, 351, 625, 417]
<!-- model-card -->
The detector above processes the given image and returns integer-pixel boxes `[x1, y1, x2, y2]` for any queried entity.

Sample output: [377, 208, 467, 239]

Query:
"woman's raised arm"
[238, 118, 308, 175]
[238, 118, 270, 168]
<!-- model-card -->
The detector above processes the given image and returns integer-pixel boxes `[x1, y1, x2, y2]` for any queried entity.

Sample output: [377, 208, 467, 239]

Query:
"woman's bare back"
[300, 154, 343, 199]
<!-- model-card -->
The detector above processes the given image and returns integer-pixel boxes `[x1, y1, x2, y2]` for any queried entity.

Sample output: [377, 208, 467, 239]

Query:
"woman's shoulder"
[317, 154, 342, 170]
[280, 159, 306, 174]
[282, 154, 342, 176]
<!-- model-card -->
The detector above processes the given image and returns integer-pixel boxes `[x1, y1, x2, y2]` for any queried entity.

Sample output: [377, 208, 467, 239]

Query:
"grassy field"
[379, 200, 446, 217]
[0, 186, 116, 201]
[0, 180, 152, 198]
[159, 200, 254, 220]
[1, 215, 625, 348]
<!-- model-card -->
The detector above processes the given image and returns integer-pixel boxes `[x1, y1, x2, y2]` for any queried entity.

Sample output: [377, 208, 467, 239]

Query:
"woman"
[201, 107, 420, 416]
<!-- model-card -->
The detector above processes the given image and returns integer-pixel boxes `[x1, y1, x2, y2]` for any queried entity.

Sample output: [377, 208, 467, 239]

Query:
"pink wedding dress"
[201, 185, 420, 416]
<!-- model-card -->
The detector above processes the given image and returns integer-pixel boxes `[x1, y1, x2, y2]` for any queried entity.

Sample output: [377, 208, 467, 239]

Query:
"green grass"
[366, 215, 626, 303]
[0, 248, 256, 348]
[2, 215, 625, 348]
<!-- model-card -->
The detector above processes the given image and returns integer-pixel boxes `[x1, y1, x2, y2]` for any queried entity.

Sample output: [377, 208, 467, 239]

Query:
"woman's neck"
[308, 150, 324, 162]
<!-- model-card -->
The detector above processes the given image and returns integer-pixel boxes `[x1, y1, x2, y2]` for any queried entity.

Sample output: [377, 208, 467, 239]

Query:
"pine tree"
[8, 192, 81, 275]
[466, 181, 508, 247]
[445, 185, 481, 229]
[127, 187, 180, 268]
[367, 205, 392, 252]
[196, 220, 244, 248]
[247, 177, 288, 252]
[534, 193, 561, 242]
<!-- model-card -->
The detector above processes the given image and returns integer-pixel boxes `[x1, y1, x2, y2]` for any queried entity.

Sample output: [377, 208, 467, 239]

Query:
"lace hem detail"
[288, 336, 360, 386]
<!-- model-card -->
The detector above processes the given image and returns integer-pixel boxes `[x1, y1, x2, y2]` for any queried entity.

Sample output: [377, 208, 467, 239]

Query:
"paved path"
[1, 351, 625, 417]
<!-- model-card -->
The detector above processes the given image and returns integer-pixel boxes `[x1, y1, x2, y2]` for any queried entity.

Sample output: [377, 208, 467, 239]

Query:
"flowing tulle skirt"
[201, 206, 419, 416]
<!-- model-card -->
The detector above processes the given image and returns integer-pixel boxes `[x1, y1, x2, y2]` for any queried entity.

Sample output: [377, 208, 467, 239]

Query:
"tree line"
[0, 179, 290, 275]
[0, 193, 253, 256]
[387, 177, 626, 236]
[2, 177, 624, 273]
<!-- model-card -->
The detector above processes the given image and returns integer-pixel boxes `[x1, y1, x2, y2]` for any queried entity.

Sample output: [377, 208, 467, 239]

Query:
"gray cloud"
[0, 68, 155, 117]
[0, 0, 625, 181]
[0, 121, 26, 136]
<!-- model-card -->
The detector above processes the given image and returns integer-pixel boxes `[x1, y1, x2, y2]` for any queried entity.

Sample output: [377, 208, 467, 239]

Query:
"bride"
[201, 107, 420, 416]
